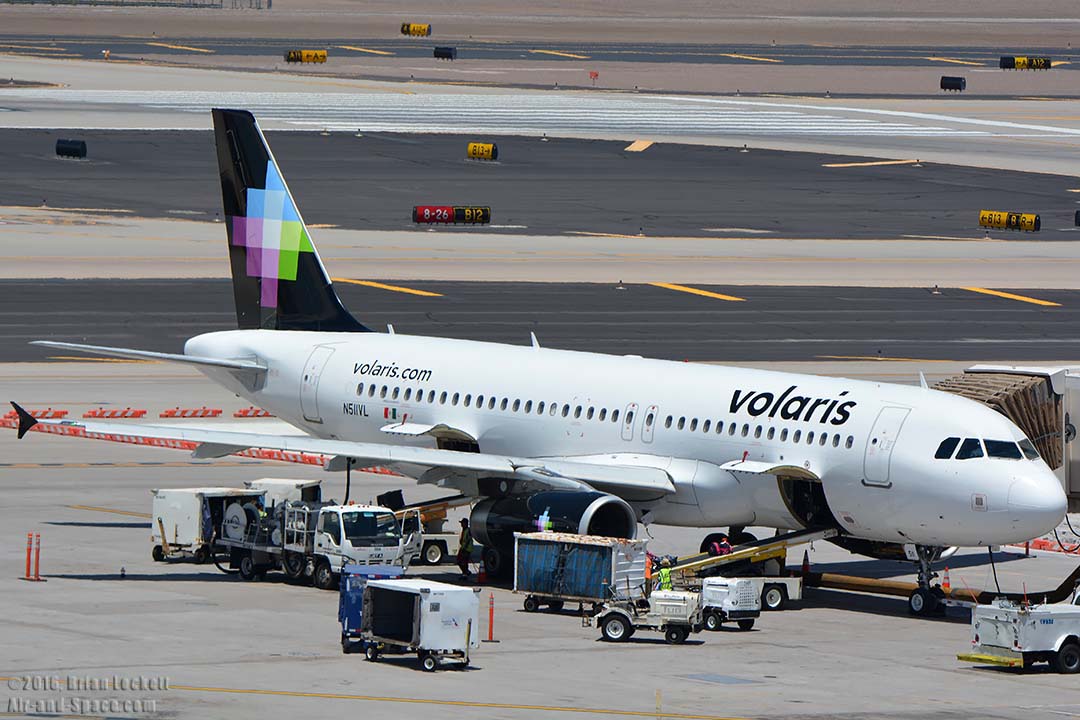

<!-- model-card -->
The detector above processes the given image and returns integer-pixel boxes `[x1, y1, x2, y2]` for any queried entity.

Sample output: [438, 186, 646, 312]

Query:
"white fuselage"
[187, 329, 1067, 548]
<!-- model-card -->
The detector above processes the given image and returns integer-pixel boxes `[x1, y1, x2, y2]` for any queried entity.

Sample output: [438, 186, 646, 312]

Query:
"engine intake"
[470, 491, 636, 550]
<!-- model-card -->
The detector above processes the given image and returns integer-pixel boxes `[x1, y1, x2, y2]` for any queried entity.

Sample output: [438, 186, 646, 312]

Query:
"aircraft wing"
[7, 403, 675, 497]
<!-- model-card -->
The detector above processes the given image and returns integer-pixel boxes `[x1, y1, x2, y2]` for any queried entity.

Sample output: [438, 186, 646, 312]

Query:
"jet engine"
[469, 491, 637, 577]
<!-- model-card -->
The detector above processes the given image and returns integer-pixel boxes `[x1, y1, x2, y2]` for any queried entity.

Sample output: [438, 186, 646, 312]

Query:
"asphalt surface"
[3, 280, 1076, 362]
[3, 35, 1077, 68]
[4, 129, 1077, 238]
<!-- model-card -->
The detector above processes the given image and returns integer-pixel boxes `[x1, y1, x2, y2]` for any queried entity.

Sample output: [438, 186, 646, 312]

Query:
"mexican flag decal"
[383, 407, 408, 422]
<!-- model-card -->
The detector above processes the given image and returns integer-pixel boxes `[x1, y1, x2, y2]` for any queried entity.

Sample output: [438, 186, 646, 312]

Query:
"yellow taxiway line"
[146, 41, 214, 54]
[650, 282, 745, 302]
[68, 505, 152, 519]
[169, 684, 747, 719]
[624, 140, 654, 152]
[823, 159, 920, 168]
[332, 278, 443, 297]
[817, 355, 954, 363]
[721, 53, 782, 63]
[337, 45, 395, 56]
[924, 56, 983, 66]
[528, 49, 590, 59]
[0, 43, 67, 51]
[961, 287, 1061, 307]
[1052, 61, 1072, 67]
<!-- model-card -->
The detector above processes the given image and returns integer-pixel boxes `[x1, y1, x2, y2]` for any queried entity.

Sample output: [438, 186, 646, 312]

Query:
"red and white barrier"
[83, 407, 147, 419]
[160, 407, 223, 419]
[3, 408, 68, 420]
[233, 406, 274, 418]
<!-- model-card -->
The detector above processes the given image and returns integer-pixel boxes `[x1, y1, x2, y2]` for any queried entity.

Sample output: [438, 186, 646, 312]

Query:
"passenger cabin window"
[781, 428, 789, 442]
[380, 386, 388, 399]
[538, 401, 546, 415]
[513, 400, 521, 412]
[767, 427, 775, 440]
[955, 438, 984, 460]
[644, 411, 653, 427]
[807, 431, 815, 445]
[985, 440, 1023, 460]
[612, 409, 620, 423]
[934, 437, 961, 459]
[703, 420, 711, 433]
[439, 392, 447, 405]
[562, 404, 569, 417]
[452, 392, 460, 406]
[476, 394, 484, 407]
[587, 406, 595, 420]
[598, 408, 606, 421]
[574, 406, 582, 419]
[845, 435, 853, 449]
[677, 417, 686, 430]
[404, 388, 412, 401]
[488, 397, 496, 410]
[501, 398, 509, 411]
[525, 401, 533, 413]
[464, 394, 472, 407]
[1019, 438, 1040, 460]
[356, 383, 364, 396]
[690, 418, 698, 432]
[392, 387, 400, 400]
[369, 385, 377, 398]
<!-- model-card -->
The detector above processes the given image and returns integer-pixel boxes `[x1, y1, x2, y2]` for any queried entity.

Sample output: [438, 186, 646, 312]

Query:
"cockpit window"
[934, 437, 960, 459]
[985, 440, 1023, 460]
[1018, 438, 1040, 460]
[955, 438, 983, 460]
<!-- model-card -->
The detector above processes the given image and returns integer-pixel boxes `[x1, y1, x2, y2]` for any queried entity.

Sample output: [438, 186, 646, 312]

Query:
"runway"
[3, 129, 1076, 239]
[3, 35, 1076, 69]
[3, 280, 1075, 363]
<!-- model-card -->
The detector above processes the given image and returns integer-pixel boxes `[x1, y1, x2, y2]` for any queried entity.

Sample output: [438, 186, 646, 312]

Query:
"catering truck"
[216, 498, 424, 588]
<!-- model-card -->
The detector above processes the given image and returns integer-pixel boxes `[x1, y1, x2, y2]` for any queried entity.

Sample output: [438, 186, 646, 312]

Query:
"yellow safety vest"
[459, 528, 474, 553]
[657, 567, 673, 590]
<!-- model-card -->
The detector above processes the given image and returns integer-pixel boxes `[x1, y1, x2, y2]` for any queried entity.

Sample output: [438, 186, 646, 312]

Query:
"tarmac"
[2, 280, 1079, 363]
[2, 362, 1080, 720]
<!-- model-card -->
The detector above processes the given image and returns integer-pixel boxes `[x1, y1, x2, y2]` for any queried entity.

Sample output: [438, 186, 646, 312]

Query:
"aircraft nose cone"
[1008, 474, 1067, 537]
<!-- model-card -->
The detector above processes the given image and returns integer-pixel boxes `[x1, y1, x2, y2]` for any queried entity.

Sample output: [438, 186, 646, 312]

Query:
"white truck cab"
[967, 585, 1080, 673]
[311, 504, 423, 574]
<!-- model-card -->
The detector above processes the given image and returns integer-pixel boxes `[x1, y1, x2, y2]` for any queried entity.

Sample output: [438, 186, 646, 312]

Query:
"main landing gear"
[908, 545, 946, 617]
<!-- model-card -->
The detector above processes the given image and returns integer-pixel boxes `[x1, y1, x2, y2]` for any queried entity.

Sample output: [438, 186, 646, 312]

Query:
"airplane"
[9, 108, 1067, 616]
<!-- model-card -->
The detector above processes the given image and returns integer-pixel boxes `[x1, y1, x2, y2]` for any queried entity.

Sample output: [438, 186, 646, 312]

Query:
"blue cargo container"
[339, 564, 402, 653]
[513, 532, 648, 612]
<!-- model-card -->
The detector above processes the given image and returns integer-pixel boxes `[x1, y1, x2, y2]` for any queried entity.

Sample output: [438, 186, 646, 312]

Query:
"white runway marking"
[0, 89, 1004, 137]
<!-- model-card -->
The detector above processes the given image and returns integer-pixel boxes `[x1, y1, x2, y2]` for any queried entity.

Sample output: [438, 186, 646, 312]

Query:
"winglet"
[10, 402, 38, 439]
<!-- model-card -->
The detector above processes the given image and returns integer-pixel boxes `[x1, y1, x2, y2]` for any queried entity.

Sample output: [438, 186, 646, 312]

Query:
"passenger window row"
[355, 382, 623, 424]
[661, 413, 855, 450]
[934, 436, 1039, 461]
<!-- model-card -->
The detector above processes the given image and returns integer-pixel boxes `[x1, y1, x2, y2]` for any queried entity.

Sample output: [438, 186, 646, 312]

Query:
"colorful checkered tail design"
[212, 109, 369, 332]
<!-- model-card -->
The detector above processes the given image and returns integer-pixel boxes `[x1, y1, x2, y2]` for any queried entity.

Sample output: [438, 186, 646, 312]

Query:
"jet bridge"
[934, 366, 1079, 510]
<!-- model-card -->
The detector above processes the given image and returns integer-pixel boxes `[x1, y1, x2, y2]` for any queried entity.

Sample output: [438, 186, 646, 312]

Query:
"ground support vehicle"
[700, 577, 762, 631]
[339, 564, 404, 654]
[150, 487, 262, 564]
[214, 498, 422, 588]
[590, 589, 704, 645]
[513, 532, 649, 613]
[384, 491, 473, 566]
[959, 586, 1080, 673]
[358, 578, 481, 671]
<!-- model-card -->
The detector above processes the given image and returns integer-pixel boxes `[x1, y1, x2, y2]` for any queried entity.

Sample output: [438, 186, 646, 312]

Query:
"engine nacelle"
[470, 491, 637, 550]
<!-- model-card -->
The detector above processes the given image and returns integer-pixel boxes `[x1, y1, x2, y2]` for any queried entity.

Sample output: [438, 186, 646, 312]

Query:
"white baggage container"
[361, 578, 481, 670]
[150, 487, 261, 563]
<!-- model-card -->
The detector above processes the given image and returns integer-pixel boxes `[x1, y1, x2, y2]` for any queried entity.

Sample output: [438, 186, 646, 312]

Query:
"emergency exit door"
[300, 346, 335, 423]
[863, 406, 910, 487]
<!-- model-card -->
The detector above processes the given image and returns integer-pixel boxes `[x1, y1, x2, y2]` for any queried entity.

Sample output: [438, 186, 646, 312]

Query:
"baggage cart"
[513, 532, 649, 613]
[339, 564, 404, 654]
[360, 578, 481, 671]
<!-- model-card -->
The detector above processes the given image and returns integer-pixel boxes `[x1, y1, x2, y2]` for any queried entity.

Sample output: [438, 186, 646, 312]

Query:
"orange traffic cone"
[476, 564, 487, 584]
[942, 566, 951, 593]
[801, 549, 810, 576]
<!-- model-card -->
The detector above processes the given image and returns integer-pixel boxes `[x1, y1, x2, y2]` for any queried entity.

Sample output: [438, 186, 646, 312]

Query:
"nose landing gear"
[908, 545, 946, 617]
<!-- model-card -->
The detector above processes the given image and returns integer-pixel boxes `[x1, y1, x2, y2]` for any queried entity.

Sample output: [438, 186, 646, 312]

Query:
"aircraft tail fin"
[211, 108, 369, 332]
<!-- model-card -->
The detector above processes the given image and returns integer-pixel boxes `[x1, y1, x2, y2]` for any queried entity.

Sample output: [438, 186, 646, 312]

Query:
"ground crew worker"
[656, 558, 673, 591]
[457, 518, 475, 580]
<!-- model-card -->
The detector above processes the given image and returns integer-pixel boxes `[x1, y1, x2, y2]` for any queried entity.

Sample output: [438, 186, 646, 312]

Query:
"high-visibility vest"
[657, 567, 673, 590]
[459, 528, 474, 553]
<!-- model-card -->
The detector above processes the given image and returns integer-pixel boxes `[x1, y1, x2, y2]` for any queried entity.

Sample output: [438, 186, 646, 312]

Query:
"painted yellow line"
[817, 355, 954, 363]
[624, 140, 654, 152]
[961, 287, 1061, 307]
[925, 56, 983, 66]
[170, 684, 745, 719]
[1052, 61, 1071, 67]
[337, 45, 395, 56]
[528, 49, 590, 59]
[332, 278, 443, 297]
[146, 41, 214, 54]
[1068, 189, 1080, 193]
[68, 505, 152, 519]
[567, 231, 645, 239]
[823, 159, 920, 168]
[48, 355, 155, 364]
[721, 53, 782, 63]
[0, 43, 67, 51]
[650, 282, 745, 302]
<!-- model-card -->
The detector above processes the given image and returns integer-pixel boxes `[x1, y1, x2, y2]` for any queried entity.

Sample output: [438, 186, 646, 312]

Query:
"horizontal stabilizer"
[31, 341, 267, 372]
